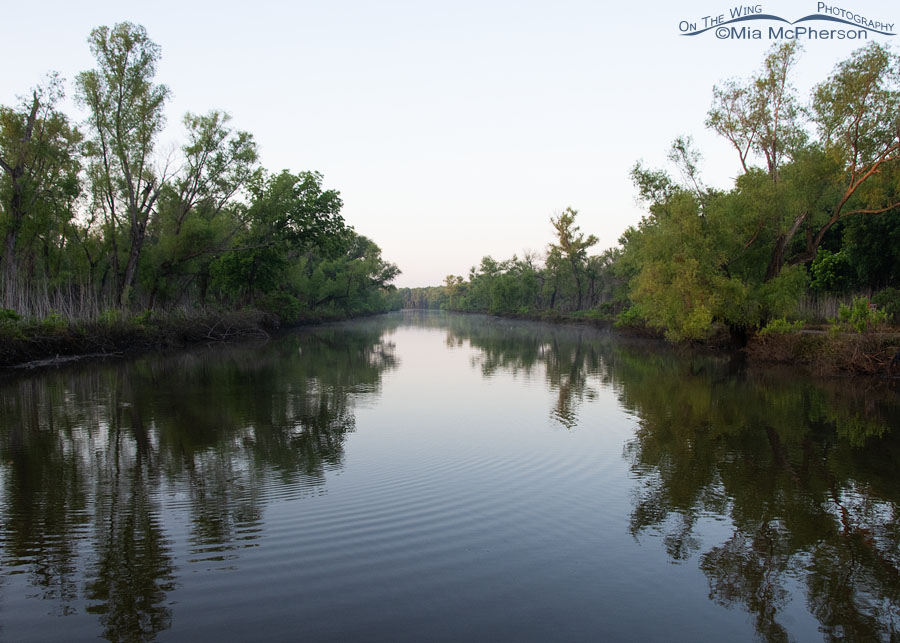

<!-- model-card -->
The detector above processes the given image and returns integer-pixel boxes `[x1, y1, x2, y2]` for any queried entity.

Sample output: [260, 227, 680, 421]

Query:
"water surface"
[1, 311, 899, 641]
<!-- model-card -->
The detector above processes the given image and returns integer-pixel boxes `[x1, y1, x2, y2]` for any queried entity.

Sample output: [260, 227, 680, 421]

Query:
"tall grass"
[794, 292, 870, 323]
[1, 276, 231, 325]
[1, 276, 113, 322]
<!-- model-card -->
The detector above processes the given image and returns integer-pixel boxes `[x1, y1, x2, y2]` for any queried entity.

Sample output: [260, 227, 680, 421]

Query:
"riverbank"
[0, 308, 392, 371]
[441, 307, 900, 377]
[6, 305, 899, 377]
[746, 330, 900, 376]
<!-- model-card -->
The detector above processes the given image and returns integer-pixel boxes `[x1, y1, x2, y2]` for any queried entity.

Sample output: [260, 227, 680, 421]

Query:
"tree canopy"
[0, 21, 400, 322]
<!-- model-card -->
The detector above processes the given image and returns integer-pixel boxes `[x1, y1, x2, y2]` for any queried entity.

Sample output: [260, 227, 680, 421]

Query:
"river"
[1, 311, 898, 641]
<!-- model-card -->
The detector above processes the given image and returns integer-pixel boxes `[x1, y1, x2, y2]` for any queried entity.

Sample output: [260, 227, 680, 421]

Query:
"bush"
[256, 292, 301, 325]
[837, 297, 888, 333]
[0, 308, 21, 323]
[810, 249, 852, 293]
[39, 310, 67, 333]
[759, 318, 803, 335]
[0, 308, 25, 340]
[98, 308, 123, 325]
[871, 288, 900, 324]
[132, 309, 154, 326]
[615, 305, 645, 329]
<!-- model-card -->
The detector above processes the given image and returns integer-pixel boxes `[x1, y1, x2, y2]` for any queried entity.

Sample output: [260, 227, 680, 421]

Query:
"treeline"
[400, 208, 623, 316]
[0, 22, 401, 325]
[407, 42, 900, 341]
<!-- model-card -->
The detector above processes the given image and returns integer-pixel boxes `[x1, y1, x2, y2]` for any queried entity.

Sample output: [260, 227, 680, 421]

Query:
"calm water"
[1, 311, 899, 642]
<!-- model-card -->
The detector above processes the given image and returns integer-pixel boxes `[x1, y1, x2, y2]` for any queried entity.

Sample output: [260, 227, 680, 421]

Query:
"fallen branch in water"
[13, 352, 123, 370]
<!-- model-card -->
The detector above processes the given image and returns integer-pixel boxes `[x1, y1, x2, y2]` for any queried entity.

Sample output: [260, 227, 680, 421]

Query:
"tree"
[444, 275, 464, 309]
[167, 111, 258, 237]
[76, 22, 171, 307]
[706, 42, 804, 182]
[792, 42, 900, 267]
[709, 42, 900, 282]
[623, 144, 808, 341]
[0, 74, 81, 308]
[548, 207, 598, 310]
[142, 111, 259, 307]
[211, 170, 347, 303]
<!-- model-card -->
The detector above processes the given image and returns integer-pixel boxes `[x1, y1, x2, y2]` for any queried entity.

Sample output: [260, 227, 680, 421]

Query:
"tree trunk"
[119, 231, 144, 308]
[3, 228, 19, 308]
[764, 212, 806, 282]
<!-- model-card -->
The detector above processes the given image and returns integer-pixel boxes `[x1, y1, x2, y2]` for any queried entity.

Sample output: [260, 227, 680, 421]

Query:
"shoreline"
[4, 307, 900, 379]
[439, 307, 900, 377]
[0, 308, 394, 373]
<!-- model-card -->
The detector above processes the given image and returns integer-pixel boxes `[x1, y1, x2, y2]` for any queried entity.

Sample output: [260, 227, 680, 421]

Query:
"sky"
[2, 0, 897, 287]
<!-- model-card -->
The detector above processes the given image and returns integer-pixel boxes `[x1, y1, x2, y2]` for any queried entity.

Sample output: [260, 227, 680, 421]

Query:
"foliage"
[758, 318, 803, 335]
[809, 249, 851, 293]
[616, 42, 899, 341]
[871, 288, 900, 324]
[38, 310, 66, 333]
[837, 297, 888, 333]
[0, 22, 400, 325]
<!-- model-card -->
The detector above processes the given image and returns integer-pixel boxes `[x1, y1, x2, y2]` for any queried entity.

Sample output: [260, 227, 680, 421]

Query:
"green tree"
[142, 111, 259, 307]
[0, 75, 81, 308]
[76, 22, 171, 307]
[547, 207, 597, 311]
[792, 42, 900, 269]
[709, 42, 900, 282]
[443, 274, 464, 309]
[707, 42, 805, 181]
[211, 170, 346, 305]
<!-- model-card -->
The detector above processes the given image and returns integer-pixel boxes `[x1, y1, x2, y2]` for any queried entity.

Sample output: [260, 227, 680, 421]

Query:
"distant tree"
[548, 207, 597, 310]
[444, 274, 464, 309]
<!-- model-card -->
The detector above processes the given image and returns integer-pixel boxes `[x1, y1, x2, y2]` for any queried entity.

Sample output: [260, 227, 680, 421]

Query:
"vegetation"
[0, 22, 401, 341]
[404, 42, 900, 357]
[4, 30, 900, 370]
[400, 209, 624, 319]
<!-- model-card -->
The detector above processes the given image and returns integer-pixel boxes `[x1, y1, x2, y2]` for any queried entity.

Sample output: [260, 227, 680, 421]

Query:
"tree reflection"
[401, 312, 900, 639]
[439, 312, 603, 428]
[613, 342, 900, 641]
[0, 378, 88, 614]
[0, 319, 397, 640]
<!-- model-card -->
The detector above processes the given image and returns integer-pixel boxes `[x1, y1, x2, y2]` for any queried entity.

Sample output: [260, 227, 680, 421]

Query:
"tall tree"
[548, 207, 597, 310]
[706, 42, 804, 182]
[76, 22, 171, 307]
[143, 111, 259, 306]
[709, 42, 900, 281]
[793, 42, 900, 266]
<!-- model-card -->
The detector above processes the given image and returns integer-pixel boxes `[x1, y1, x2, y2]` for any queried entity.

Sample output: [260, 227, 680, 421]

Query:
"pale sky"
[2, 0, 896, 286]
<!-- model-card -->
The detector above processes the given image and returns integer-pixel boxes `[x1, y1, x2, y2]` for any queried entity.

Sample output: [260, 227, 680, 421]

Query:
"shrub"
[837, 297, 888, 333]
[0, 308, 25, 340]
[0, 308, 21, 322]
[39, 310, 67, 333]
[98, 308, 123, 325]
[256, 292, 301, 325]
[871, 288, 900, 324]
[759, 318, 803, 335]
[615, 305, 645, 329]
